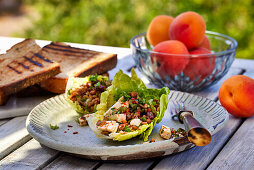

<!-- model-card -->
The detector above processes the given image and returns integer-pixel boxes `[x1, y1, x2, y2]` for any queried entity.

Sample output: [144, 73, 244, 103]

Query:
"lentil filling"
[68, 74, 111, 113]
[97, 91, 160, 135]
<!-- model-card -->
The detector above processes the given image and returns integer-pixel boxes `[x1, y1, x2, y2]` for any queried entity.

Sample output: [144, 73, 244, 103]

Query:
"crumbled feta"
[97, 121, 119, 133]
[160, 125, 172, 140]
[115, 114, 126, 123]
[79, 117, 88, 126]
[130, 118, 141, 127]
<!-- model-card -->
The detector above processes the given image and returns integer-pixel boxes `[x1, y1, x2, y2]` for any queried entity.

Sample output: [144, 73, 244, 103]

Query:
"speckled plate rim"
[26, 90, 229, 160]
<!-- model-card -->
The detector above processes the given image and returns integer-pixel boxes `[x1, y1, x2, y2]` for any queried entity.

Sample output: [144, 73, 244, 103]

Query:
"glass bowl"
[130, 31, 238, 92]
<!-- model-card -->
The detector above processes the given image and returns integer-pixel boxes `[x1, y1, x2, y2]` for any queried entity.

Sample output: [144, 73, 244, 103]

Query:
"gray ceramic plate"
[26, 91, 228, 160]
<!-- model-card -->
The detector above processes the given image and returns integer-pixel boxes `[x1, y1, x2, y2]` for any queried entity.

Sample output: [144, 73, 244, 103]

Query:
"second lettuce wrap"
[86, 69, 169, 141]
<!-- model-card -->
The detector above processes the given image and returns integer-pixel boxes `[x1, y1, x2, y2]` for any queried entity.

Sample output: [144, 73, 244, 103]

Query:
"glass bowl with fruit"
[130, 12, 238, 92]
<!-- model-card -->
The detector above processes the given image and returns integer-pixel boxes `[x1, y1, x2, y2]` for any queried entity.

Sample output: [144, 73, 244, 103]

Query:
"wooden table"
[0, 37, 254, 170]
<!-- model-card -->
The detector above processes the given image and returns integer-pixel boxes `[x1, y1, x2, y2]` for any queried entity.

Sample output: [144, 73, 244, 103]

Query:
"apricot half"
[147, 15, 174, 47]
[169, 11, 206, 50]
[219, 75, 254, 117]
[151, 40, 189, 77]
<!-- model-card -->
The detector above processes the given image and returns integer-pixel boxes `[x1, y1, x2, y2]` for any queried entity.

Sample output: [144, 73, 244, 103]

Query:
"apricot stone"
[219, 75, 254, 117]
[152, 40, 189, 77]
[169, 11, 206, 50]
[147, 15, 174, 47]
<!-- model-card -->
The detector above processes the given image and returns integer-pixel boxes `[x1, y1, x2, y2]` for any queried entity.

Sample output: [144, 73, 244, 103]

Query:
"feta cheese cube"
[79, 117, 88, 126]
[160, 125, 172, 140]
[130, 118, 141, 127]
[97, 121, 119, 133]
[115, 114, 126, 123]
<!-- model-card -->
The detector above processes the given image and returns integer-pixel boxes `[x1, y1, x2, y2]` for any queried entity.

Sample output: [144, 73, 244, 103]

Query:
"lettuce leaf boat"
[86, 69, 169, 141]
[65, 75, 111, 115]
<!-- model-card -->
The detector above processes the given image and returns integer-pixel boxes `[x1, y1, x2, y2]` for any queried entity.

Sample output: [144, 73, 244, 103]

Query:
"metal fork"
[169, 101, 211, 146]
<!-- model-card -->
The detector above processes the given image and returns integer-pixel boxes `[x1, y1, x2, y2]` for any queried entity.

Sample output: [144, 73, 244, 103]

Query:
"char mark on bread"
[0, 39, 61, 98]
[43, 42, 100, 58]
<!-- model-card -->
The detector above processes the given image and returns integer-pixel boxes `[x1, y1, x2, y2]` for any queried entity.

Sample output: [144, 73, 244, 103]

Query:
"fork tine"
[169, 101, 179, 121]
[180, 101, 185, 110]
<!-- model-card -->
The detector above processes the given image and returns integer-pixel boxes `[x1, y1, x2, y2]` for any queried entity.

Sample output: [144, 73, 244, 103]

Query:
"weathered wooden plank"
[207, 117, 254, 170]
[207, 71, 254, 170]
[43, 155, 99, 170]
[0, 118, 10, 126]
[153, 115, 242, 170]
[97, 160, 154, 170]
[0, 116, 31, 160]
[0, 139, 59, 170]
[231, 58, 254, 71]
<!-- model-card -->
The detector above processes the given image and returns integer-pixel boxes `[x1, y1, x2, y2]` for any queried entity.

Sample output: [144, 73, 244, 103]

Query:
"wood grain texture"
[153, 115, 242, 170]
[0, 116, 31, 160]
[0, 139, 59, 170]
[207, 117, 254, 170]
[43, 155, 99, 170]
[97, 160, 154, 170]
[231, 58, 254, 71]
[0, 118, 10, 126]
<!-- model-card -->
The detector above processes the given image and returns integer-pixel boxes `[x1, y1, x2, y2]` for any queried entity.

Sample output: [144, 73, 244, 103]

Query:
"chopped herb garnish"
[124, 126, 131, 132]
[49, 124, 59, 130]
[95, 82, 101, 88]
[89, 74, 98, 82]
[141, 116, 146, 121]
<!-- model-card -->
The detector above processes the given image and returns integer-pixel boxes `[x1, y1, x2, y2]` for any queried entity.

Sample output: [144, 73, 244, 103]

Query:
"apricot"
[169, 11, 206, 50]
[147, 15, 174, 47]
[184, 48, 215, 80]
[151, 40, 189, 77]
[219, 75, 254, 117]
[199, 35, 211, 50]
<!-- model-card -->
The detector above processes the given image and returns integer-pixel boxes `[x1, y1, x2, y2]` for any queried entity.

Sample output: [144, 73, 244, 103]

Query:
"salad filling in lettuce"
[65, 74, 111, 118]
[86, 69, 169, 141]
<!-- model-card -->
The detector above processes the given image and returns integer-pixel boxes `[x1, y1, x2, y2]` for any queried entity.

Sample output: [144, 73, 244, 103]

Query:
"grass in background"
[21, 0, 254, 59]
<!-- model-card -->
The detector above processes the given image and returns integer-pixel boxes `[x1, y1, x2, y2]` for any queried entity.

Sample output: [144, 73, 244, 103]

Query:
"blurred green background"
[2, 0, 254, 59]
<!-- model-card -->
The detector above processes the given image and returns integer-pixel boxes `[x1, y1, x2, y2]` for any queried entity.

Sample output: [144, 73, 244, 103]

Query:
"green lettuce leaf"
[65, 75, 109, 115]
[87, 68, 170, 141]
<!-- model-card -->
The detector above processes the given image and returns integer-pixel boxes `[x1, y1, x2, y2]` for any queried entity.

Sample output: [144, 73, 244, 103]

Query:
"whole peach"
[151, 40, 189, 77]
[219, 75, 254, 117]
[184, 47, 215, 81]
[169, 11, 206, 50]
[199, 35, 211, 50]
[147, 15, 174, 47]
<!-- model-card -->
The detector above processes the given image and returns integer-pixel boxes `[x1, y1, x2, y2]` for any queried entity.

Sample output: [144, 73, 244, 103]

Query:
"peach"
[147, 15, 174, 47]
[219, 75, 254, 117]
[184, 48, 215, 80]
[169, 11, 206, 50]
[199, 35, 211, 50]
[151, 40, 189, 77]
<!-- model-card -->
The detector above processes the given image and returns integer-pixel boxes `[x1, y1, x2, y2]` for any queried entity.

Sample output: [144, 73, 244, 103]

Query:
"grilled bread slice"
[39, 42, 117, 94]
[0, 39, 61, 105]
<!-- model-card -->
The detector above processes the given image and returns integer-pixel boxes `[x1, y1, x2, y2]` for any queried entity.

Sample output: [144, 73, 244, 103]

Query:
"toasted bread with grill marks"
[39, 42, 117, 93]
[0, 39, 61, 105]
